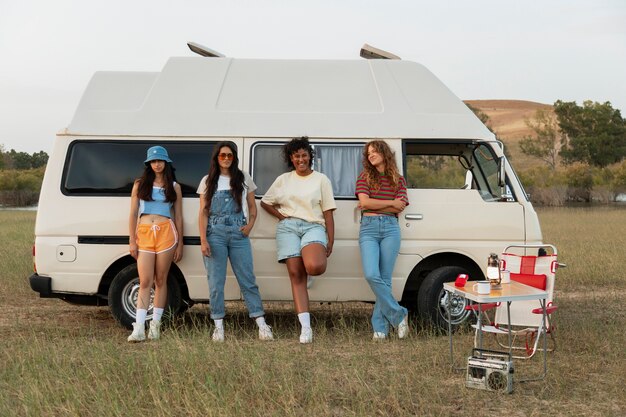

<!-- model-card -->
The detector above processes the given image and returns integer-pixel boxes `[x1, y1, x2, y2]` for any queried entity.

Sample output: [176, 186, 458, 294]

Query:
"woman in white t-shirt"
[261, 137, 336, 343]
[198, 141, 273, 342]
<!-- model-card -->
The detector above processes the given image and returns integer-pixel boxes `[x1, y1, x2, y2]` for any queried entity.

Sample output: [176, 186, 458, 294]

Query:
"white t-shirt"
[261, 170, 336, 226]
[197, 172, 257, 220]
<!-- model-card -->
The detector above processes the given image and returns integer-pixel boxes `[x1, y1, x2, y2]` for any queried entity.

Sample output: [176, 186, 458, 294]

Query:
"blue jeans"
[204, 207, 265, 319]
[359, 215, 408, 334]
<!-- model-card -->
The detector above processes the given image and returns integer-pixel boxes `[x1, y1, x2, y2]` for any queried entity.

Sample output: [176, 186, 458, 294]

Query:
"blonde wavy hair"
[362, 140, 400, 192]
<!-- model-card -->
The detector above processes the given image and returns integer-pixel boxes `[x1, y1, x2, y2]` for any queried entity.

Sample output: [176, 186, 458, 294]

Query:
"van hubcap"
[121, 278, 154, 318]
[439, 290, 471, 325]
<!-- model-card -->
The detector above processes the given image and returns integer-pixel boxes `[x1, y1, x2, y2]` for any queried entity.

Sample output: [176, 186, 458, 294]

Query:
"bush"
[0, 167, 44, 207]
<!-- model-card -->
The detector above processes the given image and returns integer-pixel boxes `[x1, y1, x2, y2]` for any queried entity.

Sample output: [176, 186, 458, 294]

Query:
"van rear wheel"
[108, 264, 182, 329]
[417, 266, 473, 331]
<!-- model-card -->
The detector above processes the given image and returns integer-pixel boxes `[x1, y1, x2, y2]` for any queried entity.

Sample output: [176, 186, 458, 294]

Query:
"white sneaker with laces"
[258, 324, 274, 341]
[127, 322, 146, 342]
[373, 332, 387, 341]
[148, 320, 161, 340]
[299, 327, 313, 344]
[397, 315, 409, 339]
[212, 327, 225, 342]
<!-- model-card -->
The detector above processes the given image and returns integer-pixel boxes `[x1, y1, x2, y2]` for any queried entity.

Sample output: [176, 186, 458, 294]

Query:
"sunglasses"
[218, 153, 234, 160]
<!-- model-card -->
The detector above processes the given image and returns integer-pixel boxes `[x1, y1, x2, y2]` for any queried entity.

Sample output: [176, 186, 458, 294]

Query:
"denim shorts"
[276, 217, 327, 262]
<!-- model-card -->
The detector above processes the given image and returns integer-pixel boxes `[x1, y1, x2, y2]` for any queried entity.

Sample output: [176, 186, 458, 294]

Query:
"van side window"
[252, 143, 363, 198]
[62, 141, 215, 197]
[403, 141, 513, 202]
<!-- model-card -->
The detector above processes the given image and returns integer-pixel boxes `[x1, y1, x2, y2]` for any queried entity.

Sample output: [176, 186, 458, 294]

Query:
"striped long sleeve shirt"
[355, 171, 409, 216]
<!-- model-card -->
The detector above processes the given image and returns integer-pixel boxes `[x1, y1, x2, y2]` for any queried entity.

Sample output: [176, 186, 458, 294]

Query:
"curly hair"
[136, 161, 177, 202]
[204, 141, 245, 215]
[282, 136, 315, 170]
[361, 140, 400, 192]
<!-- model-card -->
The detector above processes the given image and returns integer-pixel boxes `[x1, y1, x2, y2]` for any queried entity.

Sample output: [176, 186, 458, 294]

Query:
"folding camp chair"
[466, 244, 561, 360]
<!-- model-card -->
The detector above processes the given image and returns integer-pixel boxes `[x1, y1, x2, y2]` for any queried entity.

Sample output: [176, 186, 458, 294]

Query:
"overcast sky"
[1, 0, 625, 153]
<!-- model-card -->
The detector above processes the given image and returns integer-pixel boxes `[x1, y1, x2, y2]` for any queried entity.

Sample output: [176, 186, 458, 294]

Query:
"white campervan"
[30, 53, 543, 329]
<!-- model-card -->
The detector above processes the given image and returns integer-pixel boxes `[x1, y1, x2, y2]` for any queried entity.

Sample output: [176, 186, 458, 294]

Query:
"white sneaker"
[258, 324, 274, 341]
[306, 275, 314, 289]
[373, 332, 387, 341]
[127, 322, 146, 342]
[212, 327, 225, 342]
[397, 315, 409, 339]
[148, 320, 161, 340]
[299, 327, 313, 344]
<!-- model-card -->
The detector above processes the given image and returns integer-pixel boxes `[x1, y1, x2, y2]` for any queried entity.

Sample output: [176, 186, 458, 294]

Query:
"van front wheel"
[108, 264, 182, 329]
[417, 266, 472, 331]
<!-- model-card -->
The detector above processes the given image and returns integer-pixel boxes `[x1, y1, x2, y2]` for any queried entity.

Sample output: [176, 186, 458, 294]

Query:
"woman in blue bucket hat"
[127, 145, 183, 342]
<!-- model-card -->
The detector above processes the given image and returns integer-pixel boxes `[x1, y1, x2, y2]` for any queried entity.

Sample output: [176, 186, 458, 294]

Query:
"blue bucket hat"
[144, 146, 172, 164]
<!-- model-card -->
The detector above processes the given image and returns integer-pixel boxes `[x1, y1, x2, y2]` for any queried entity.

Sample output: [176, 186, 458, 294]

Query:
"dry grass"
[1, 209, 625, 416]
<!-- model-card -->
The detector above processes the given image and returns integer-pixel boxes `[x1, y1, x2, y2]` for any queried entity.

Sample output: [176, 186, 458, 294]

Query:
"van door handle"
[405, 214, 423, 221]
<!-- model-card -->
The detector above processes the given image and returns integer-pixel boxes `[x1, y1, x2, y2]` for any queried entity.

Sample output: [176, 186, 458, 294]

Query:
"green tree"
[519, 109, 561, 170]
[8, 149, 32, 169]
[30, 151, 49, 168]
[555, 100, 626, 167]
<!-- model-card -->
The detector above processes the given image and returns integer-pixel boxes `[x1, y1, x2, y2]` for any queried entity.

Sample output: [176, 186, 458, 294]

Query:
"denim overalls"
[204, 190, 264, 319]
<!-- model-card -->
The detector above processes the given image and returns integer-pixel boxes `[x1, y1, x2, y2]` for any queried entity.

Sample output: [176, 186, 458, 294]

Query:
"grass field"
[1, 208, 625, 416]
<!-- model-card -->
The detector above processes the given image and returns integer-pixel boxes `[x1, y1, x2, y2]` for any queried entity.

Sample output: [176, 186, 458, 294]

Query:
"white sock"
[152, 307, 164, 323]
[255, 316, 267, 327]
[136, 309, 147, 326]
[298, 312, 311, 328]
[214, 319, 224, 329]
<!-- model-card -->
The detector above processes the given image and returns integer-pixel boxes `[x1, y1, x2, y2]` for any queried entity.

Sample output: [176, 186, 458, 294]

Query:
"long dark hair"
[282, 136, 315, 170]
[137, 161, 177, 202]
[204, 141, 245, 215]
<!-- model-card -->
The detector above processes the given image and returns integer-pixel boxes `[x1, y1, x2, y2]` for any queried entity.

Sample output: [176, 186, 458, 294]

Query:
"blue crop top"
[139, 185, 174, 218]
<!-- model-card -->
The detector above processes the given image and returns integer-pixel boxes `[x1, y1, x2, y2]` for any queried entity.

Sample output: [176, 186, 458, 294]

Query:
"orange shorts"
[136, 219, 178, 254]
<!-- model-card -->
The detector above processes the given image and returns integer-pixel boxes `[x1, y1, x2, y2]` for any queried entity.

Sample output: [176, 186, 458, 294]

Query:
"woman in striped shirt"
[355, 140, 409, 340]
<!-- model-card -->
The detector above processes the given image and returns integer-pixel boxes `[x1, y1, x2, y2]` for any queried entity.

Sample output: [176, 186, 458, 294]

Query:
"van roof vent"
[187, 42, 225, 58]
[360, 43, 400, 60]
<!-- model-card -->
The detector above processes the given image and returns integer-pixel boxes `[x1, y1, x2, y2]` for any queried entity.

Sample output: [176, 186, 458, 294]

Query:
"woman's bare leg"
[301, 243, 327, 276]
[153, 247, 176, 308]
[286, 257, 309, 313]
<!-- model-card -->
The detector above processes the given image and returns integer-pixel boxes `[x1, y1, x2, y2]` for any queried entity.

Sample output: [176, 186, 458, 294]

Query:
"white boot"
[127, 322, 146, 342]
[148, 320, 161, 340]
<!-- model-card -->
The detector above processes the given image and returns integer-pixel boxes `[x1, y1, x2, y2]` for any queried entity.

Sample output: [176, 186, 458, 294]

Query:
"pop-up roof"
[67, 57, 493, 140]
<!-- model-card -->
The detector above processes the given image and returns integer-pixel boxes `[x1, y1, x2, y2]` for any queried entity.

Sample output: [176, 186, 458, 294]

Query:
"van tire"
[417, 266, 472, 331]
[108, 264, 182, 329]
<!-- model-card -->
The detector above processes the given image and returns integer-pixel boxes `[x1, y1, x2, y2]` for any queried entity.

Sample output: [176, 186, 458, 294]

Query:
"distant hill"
[464, 99, 554, 168]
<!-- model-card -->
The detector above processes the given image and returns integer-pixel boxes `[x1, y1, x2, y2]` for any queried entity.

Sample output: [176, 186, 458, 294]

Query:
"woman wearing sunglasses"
[197, 141, 273, 342]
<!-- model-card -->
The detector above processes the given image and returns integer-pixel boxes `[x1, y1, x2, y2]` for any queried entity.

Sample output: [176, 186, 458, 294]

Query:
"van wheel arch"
[400, 253, 483, 328]
[98, 255, 191, 310]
